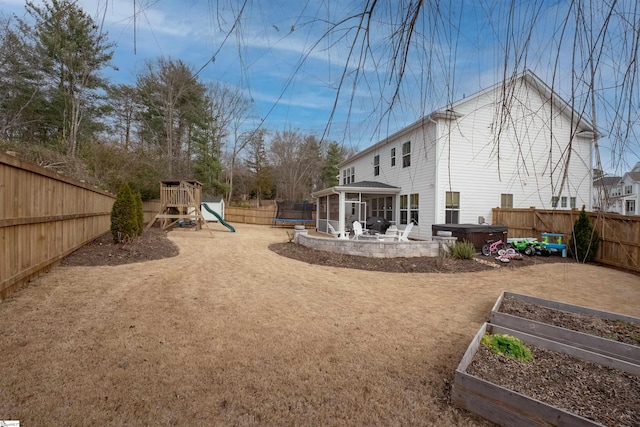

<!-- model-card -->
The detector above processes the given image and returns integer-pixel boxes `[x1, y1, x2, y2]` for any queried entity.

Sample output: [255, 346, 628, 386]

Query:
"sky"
[1, 0, 639, 175]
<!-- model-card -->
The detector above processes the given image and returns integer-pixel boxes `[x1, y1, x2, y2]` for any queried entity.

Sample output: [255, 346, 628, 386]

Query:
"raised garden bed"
[452, 323, 640, 426]
[490, 291, 640, 364]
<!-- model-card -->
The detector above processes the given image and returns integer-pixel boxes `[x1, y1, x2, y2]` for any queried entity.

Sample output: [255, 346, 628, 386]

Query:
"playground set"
[146, 180, 235, 235]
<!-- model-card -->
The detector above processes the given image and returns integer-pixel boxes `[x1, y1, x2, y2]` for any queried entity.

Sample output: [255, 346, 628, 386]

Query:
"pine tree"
[569, 206, 599, 263]
[111, 182, 138, 243]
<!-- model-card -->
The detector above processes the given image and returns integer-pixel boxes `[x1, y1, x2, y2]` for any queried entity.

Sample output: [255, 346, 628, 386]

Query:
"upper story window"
[561, 196, 568, 208]
[402, 141, 411, 168]
[343, 167, 355, 185]
[391, 148, 396, 167]
[373, 155, 380, 176]
[625, 185, 633, 195]
[551, 196, 559, 208]
[500, 194, 513, 208]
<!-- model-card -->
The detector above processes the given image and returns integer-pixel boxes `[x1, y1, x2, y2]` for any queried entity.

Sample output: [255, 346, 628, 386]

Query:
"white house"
[593, 175, 621, 212]
[312, 71, 595, 240]
[608, 162, 640, 215]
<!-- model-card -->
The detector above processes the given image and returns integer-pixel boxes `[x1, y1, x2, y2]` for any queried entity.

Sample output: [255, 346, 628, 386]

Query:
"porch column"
[338, 191, 347, 239]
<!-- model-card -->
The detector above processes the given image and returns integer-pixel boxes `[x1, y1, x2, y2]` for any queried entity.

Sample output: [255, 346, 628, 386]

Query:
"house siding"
[434, 78, 592, 225]
[338, 71, 594, 241]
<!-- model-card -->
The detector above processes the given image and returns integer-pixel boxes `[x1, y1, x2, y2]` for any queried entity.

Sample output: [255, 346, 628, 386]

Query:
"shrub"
[448, 240, 476, 259]
[111, 182, 138, 243]
[134, 191, 144, 236]
[481, 333, 533, 362]
[569, 206, 599, 262]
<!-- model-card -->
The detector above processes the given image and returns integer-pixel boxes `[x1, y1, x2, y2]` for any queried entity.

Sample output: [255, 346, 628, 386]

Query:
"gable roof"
[622, 172, 640, 183]
[593, 176, 622, 187]
[340, 70, 596, 167]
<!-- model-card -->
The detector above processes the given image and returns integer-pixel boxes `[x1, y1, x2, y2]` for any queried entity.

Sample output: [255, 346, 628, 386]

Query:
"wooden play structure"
[146, 180, 212, 235]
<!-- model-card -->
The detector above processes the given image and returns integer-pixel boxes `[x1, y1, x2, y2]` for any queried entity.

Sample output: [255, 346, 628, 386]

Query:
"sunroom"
[311, 181, 401, 239]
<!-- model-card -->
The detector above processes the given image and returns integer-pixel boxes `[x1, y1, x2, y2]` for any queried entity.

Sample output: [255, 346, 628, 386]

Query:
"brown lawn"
[0, 224, 638, 426]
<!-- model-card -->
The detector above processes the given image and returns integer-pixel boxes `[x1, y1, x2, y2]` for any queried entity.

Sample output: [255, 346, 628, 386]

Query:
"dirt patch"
[61, 226, 179, 267]
[468, 342, 640, 426]
[268, 242, 574, 273]
[500, 297, 640, 346]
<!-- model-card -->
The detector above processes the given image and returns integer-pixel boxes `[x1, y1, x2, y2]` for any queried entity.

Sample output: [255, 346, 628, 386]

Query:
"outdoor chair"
[398, 222, 414, 242]
[352, 221, 364, 239]
[327, 223, 340, 237]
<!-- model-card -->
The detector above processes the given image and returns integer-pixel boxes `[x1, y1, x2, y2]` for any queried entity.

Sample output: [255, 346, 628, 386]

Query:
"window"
[551, 196, 559, 208]
[625, 185, 633, 195]
[561, 196, 567, 208]
[626, 200, 636, 214]
[391, 148, 396, 167]
[400, 195, 408, 224]
[371, 196, 393, 221]
[343, 166, 355, 184]
[570, 197, 576, 208]
[445, 191, 460, 224]
[373, 155, 380, 176]
[410, 194, 419, 224]
[500, 194, 513, 208]
[402, 141, 411, 168]
[399, 194, 418, 224]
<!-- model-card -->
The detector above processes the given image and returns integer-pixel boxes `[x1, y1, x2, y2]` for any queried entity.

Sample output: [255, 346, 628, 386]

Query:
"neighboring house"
[312, 70, 595, 240]
[608, 162, 640, 216]
[593, 175, 622, 212]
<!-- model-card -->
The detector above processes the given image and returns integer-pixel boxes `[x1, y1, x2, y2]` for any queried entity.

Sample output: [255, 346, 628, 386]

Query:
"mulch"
[60, 226, 576, 272]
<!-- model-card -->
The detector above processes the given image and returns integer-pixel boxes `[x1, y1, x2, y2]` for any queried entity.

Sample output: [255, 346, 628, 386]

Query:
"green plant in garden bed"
[481, 333, 533, 362]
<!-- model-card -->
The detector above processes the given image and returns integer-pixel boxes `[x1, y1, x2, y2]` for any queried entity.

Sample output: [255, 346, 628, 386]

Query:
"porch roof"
[311, 181, 401, 198]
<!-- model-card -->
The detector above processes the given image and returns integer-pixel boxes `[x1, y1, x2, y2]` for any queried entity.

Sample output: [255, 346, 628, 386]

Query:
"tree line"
[0, 0, 348, 202]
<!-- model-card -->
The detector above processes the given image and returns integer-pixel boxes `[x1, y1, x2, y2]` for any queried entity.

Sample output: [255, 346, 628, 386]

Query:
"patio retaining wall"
[294, 229, 457, 258]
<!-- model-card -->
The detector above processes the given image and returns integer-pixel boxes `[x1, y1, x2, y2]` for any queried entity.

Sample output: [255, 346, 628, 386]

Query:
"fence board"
[0, 152, 116, 300]
[493, 208, 640, 273]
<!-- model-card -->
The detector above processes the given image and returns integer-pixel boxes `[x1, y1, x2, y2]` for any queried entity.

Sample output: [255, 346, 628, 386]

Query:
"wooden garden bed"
[490, 291, 640, 364]
[452, 323, 640, 426]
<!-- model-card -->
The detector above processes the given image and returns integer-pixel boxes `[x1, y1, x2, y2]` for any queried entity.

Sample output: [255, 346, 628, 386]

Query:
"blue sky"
[2, 0, 639, 174]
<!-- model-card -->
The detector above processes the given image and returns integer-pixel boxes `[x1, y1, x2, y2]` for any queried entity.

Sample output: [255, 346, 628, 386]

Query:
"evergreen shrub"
[111, 182, 138, 243]
[569, 206, 599, 262]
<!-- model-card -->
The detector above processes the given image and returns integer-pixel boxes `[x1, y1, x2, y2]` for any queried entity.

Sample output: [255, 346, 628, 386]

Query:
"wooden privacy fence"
[0, 152, 162, 301]
[225, 205, 276, 226]
[493, 207, 640, 273]
[0, 152, 114, 300]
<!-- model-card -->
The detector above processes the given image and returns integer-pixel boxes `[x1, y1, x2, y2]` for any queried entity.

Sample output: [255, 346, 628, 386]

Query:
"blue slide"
[201, 204, 236, 232]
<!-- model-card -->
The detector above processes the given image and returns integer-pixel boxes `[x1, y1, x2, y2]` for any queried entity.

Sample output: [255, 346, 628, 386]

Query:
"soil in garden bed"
[467, 343, 640, 426]
[500, 297, 640, 346]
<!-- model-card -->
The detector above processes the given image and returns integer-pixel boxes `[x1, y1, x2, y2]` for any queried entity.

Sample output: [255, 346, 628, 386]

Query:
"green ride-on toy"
[508, 238, 549, 256]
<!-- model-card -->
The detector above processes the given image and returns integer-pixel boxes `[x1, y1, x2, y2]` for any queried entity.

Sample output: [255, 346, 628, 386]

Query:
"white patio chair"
[398, 222, 414, 241]
[352, 221, 364, 239]
[327, 223, 340, 237]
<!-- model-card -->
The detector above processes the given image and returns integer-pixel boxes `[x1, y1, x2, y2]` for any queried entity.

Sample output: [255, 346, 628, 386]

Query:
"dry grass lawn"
[1, 224, 638, 426]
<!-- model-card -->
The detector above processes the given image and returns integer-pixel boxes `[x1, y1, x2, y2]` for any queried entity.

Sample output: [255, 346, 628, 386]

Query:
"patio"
[294, 227, 456, 258]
